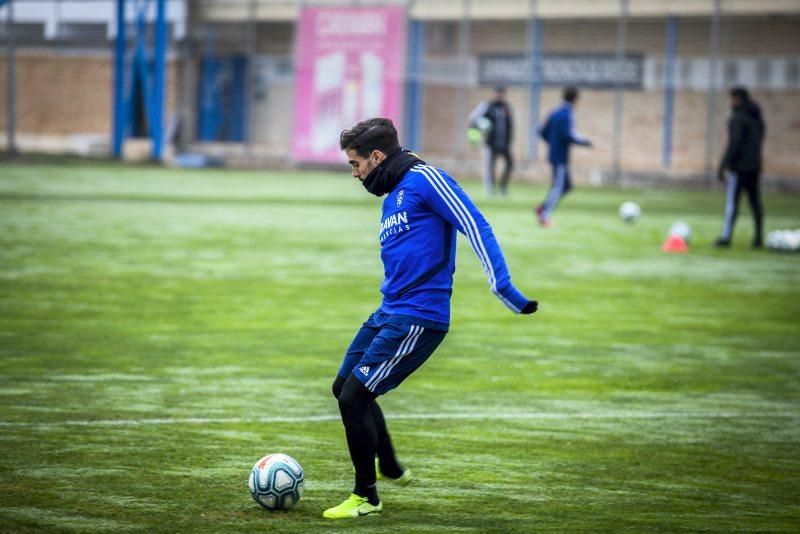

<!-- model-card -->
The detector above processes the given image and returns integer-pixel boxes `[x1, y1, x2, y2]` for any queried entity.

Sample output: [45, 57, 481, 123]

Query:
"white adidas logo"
[359, 366, 370, 376]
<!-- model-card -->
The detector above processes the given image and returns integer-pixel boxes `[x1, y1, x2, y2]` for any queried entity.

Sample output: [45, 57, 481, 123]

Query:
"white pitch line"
[0, 411, 798, 429]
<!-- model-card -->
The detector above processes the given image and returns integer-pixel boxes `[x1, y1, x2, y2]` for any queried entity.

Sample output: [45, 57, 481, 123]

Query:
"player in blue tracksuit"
[323, 118, 537, 519]
[535, 86, 592, 226]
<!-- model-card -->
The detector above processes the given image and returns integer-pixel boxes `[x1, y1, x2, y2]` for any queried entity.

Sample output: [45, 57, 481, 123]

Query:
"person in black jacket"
[469, 87, 514, 196]
[715, 86, 765, 248]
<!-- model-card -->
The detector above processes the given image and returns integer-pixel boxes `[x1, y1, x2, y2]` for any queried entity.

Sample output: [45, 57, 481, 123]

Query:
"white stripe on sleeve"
[413, 165, 521, 312]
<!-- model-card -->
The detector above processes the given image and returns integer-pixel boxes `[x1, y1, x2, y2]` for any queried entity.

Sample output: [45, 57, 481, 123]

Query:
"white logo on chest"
[379, 210, 411, 242]
[396, 189, 404, 208]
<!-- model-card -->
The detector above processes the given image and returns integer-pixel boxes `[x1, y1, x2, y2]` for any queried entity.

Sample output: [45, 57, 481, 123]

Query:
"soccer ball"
[467, 127, 483, 146]
[474, 116, 492, 136]
[669, 221, 692, 242]
[766, 229, 800, 252]
[248, 453, 304, 510]
[619, 201, 641, 223]
[786, 231, 800, 251]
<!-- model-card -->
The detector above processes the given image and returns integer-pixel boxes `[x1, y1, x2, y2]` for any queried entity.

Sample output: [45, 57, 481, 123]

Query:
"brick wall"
[426, 85, 799, 178]
[2, 15, 797, 179]
[0, 51, 182, 139]
[0, 52, 112, 135]
[420, 16, 800, 179]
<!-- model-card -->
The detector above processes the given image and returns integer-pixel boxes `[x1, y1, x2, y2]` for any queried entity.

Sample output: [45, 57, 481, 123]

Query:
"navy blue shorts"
[338, 310, 447, 396]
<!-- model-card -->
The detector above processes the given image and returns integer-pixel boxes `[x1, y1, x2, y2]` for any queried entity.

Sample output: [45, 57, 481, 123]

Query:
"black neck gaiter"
[362, 149, 425, 197]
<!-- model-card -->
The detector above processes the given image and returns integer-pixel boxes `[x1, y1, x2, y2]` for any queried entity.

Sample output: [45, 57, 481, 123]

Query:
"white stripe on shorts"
[721, 172, 738, 240]
[364, 325, 424, 392]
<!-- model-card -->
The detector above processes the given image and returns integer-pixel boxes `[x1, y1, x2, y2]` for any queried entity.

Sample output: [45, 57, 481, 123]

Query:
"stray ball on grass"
[766, 229, 800, 252]
[669, 221, 692, 243]
[248, 453, 304, 510]
[619, 201, 641, 223]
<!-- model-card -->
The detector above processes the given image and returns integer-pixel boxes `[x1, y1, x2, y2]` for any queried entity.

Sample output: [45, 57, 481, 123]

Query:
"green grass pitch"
[1, 161, 798, 532]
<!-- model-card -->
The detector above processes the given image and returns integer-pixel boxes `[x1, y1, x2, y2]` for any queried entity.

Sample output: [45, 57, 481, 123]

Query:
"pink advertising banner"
[291, 6, 408, 164]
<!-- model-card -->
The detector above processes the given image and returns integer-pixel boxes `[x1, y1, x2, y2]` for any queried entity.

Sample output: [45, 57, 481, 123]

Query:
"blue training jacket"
[377, 163, 531, 328]
[539, 102, 590, 165]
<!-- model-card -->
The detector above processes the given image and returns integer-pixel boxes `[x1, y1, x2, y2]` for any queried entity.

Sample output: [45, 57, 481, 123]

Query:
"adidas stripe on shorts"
[338, 310, 447, 396]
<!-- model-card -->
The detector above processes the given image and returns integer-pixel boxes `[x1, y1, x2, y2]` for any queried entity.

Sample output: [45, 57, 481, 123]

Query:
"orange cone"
[661, 235, 688, 253]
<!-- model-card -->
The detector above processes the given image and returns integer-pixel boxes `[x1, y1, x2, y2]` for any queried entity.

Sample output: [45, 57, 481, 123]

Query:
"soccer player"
[323, 117, 537, 519]
[535, 86, 592, 226]
[715, 86, 765, 248]
[468, 86, 515, 196]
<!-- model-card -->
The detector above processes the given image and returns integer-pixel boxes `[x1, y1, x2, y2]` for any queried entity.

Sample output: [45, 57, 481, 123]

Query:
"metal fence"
[2, 0, 799, 182]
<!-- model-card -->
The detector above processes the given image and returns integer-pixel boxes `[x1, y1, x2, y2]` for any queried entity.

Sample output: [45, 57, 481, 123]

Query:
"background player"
[715, 86, 766, 249]
[535, 86, 592, 226]
[468, 86, 515, 196]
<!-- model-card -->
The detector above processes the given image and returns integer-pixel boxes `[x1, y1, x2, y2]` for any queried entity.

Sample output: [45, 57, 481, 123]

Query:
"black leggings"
[721, 171, 764, 243]
[332, 375, 404, 497]
[487, 148, 514, 193]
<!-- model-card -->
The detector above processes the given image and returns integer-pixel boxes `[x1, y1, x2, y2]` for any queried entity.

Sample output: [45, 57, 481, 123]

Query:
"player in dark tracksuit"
[469, 87, 515, 196]
[535, 86, 592, 226]
[323, 117, 537, 519]
[715, 86, 765, 248]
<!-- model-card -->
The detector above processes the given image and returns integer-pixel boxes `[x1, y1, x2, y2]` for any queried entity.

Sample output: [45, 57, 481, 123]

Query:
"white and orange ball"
[248, 453, 304, 510]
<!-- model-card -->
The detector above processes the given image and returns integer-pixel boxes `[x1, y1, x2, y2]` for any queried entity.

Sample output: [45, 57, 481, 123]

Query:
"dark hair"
[339, 118, 400, 158]
[563, 86, 579, 103]
[730, 86, 750, 101]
